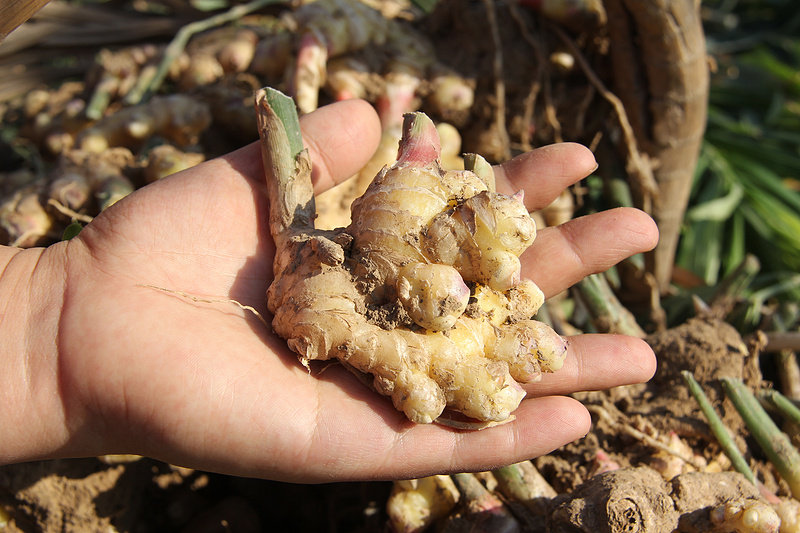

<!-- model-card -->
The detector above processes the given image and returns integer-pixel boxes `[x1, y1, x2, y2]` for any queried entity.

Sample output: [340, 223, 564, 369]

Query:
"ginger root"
[387, 475, 460, 533]
[77, 94, 211, 153]
[258, 88, 566, 425]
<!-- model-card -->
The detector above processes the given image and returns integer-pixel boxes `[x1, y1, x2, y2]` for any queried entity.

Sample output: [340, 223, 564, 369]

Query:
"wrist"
[0, 243, 71, 464]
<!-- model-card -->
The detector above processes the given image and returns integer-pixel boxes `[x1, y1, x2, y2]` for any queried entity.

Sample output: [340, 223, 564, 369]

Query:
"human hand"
[2, 99, 657, 482]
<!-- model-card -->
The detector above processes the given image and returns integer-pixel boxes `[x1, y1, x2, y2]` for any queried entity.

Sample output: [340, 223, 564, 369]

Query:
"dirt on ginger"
[258, 88, 566, 425]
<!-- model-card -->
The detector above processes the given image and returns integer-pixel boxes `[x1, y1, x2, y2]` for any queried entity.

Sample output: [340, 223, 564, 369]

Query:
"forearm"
[0, 243, 71, 464]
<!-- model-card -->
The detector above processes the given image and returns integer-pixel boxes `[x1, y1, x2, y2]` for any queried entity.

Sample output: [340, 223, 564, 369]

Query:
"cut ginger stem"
[256, 87, 567, 425]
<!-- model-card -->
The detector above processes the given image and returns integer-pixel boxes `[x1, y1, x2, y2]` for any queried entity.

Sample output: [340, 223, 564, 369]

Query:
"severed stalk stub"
[257, 87, 567, 426]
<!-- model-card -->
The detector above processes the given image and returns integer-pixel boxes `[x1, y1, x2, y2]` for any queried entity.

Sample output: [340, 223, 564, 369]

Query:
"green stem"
[448, 473, 520, 531]
[264, 87, 304, 160]
[574, 273, 645, 337]
[451, 473, 503, 512]
[761, 389, 800, 427]
[410, 0, 438, 13]
[123, 63, 158, 106]
[492, 463, 532, 501]
[710, 253, 760, 309]
[85, 73, 118, 120]
[255, 87, 314, 241]
[491, 462, 552, 529]
[132, 0, 282, 104]
[681, 371, 756, 485]
[607, 175, 635, 208]
[492, 461, 555, 517]
[722, 377, 800, 499]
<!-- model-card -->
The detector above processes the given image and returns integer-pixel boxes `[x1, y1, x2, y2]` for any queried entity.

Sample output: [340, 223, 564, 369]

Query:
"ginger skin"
[259, 88, 566, 425]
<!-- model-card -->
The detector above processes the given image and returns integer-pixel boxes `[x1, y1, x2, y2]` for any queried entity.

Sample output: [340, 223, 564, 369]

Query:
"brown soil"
[1, 316, 784, 532]
[0, 458, 392, 532]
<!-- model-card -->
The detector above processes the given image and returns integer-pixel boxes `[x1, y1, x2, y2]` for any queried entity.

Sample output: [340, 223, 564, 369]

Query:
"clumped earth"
[0, 1, 785, 532]
[1, 316, 783, 532]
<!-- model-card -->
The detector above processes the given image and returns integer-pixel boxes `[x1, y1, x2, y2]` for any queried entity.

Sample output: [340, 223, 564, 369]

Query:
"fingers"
[527, 334, 656, 397]
[523, 207, 659, 297]
[218, 99, 382, 193]
[494, 143, 597, 211]
[299, 99, 382, 193]
[344, 396, 592, 480]
[403, 396, 591, 476]
[223, 106, 591, 205]
[317, 335, 654, 480]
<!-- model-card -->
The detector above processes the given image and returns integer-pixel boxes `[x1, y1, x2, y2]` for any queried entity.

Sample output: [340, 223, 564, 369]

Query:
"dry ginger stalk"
[258, 88, 566, 425]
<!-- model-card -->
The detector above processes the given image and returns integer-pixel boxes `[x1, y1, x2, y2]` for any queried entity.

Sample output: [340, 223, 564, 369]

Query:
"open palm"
[50, 99, 657, 482]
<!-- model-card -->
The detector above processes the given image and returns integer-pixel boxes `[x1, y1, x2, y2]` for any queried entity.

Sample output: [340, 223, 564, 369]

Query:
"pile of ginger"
[259, 88, 566, 426]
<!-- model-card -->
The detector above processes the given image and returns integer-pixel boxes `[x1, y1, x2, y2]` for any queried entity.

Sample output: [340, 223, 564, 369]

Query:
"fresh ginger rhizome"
[257, 88, 566, 426]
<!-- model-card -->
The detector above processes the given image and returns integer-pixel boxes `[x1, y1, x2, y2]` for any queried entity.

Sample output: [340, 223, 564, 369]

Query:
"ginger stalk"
[493, 461, 557, 502]
[444, 473, 521, 533]
[683, 370, 757, 486]
[315, 62, 421, 230]
[94, 175, 134, 212]
[287, 0, 390, 113]
[130, 0, 281, 104]
[286, 0, 437, 115]
[493, 460, 557, 521]
[96, 454, 143, 464]
[258, 87, 565, 424]
[85, 45, 162, 119]
[723, 378, 800, 500]
[489, 461, 555, 530]
[540, 189, 575, 227]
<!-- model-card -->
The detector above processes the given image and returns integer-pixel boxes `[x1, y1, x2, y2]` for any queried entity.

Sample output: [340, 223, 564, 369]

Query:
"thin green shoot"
[682, 371, 756, 485]
[722, 377, 800, 499]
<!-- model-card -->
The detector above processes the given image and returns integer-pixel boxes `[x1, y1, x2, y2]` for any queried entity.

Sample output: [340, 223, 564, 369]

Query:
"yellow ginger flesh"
[709, 499, 780, 533]
[387, 475, 460, 533]
[259, 90, 566, 425]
